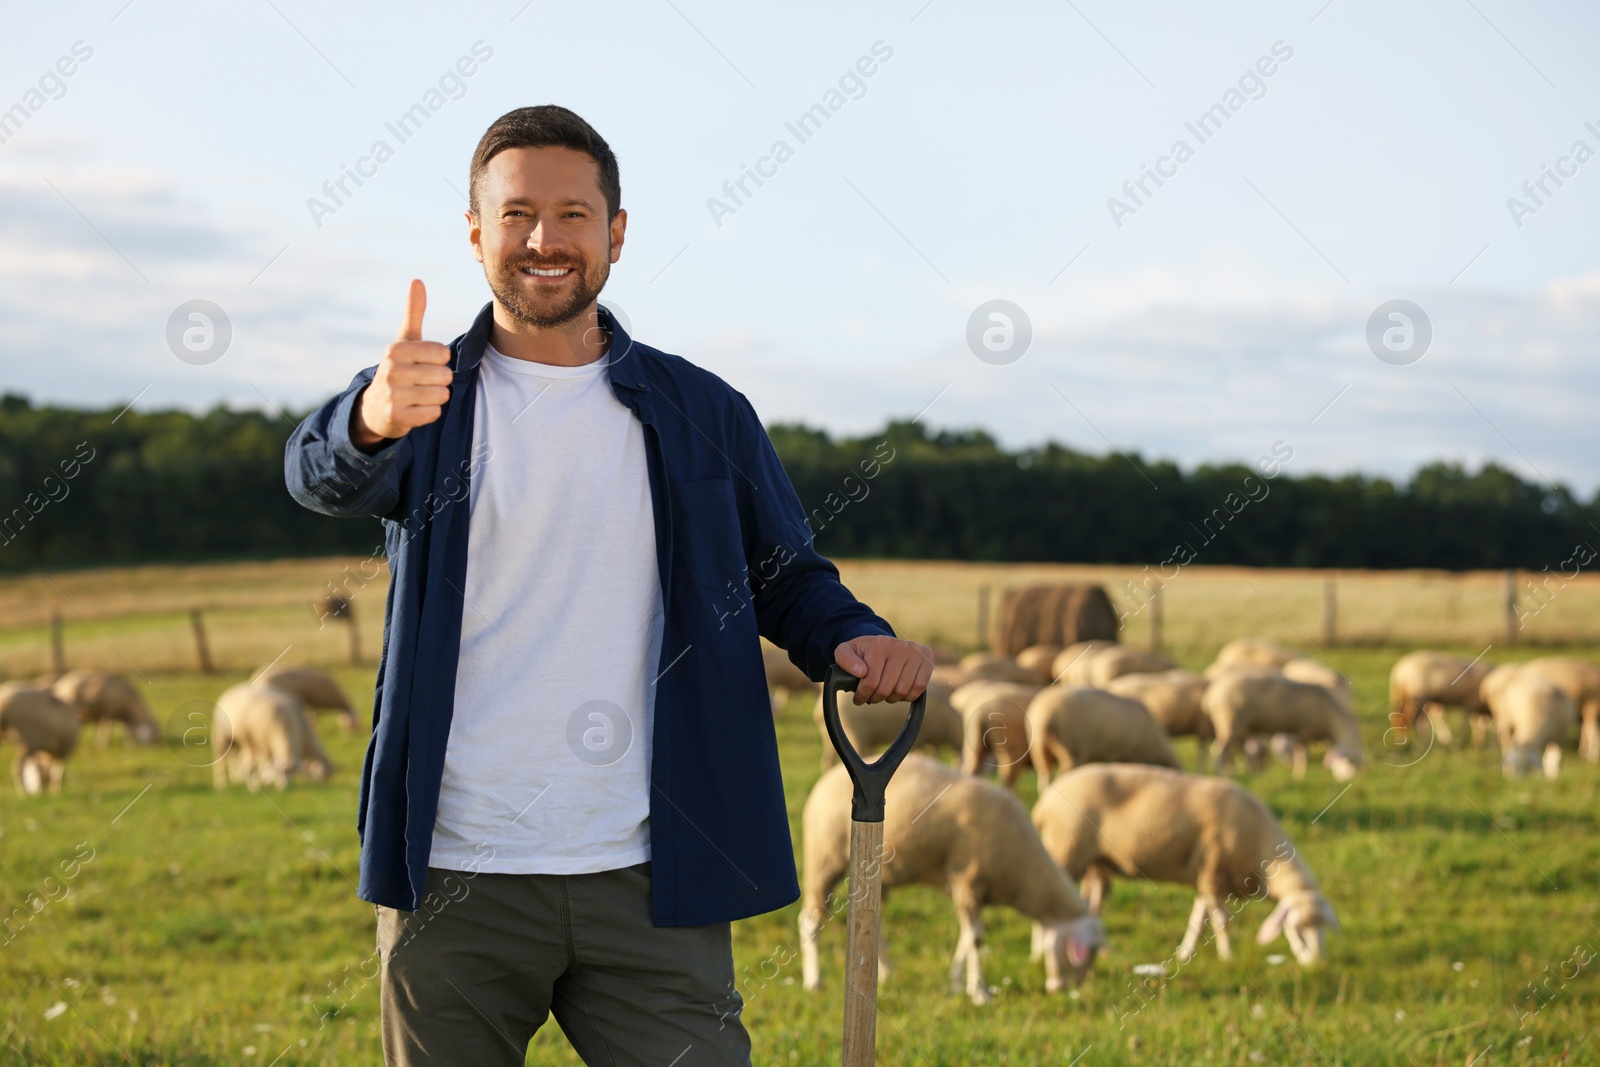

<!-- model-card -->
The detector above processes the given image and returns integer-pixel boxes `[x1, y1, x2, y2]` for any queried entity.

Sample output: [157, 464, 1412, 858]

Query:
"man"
[284, 104, 931, 1065]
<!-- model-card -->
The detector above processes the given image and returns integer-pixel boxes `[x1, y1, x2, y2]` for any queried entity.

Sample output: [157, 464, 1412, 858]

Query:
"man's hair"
[469, 105, 621, 220]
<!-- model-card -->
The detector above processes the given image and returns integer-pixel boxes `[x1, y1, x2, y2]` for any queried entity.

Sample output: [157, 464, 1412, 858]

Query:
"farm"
[1, 556, 1597, 1065]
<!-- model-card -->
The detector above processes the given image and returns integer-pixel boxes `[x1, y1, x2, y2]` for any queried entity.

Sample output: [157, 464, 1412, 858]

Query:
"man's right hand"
[351, 279, 453, 451]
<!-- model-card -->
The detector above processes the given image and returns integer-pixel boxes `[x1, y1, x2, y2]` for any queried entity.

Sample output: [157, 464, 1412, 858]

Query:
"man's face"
[469, 146, 625, 329]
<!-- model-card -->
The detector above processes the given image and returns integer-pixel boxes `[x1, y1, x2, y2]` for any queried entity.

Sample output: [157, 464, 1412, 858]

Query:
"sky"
[3, 0, 1599, 491]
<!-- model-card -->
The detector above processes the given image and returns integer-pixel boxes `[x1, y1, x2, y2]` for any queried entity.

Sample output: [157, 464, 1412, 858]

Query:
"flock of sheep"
[0, 664, 355, 795]
[773, 636, 1599, 1004]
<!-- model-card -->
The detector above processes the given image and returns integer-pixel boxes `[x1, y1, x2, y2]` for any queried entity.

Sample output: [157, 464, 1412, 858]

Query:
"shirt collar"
[455, 300, 646, 393]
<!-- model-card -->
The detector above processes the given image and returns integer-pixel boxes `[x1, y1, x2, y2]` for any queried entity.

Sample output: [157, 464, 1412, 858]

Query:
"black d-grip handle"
[822, 664, 927, 824]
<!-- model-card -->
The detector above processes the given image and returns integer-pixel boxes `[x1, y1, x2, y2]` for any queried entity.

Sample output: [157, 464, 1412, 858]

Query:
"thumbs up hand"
[351, 279, 454, 451]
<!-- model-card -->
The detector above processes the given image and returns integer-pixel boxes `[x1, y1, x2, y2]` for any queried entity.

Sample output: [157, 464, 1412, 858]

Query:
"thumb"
[397, 278, 426, 342]
[834, 639, 868, 677]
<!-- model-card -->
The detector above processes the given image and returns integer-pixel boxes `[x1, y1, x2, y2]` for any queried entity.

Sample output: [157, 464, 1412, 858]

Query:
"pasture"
[0, 557, 1596, 1065]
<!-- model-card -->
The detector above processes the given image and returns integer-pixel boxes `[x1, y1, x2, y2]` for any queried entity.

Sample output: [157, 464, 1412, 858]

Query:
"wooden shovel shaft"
[842, 818, 884, 1067]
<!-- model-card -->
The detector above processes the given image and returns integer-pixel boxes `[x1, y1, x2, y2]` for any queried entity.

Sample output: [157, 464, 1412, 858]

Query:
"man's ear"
[466, 210, 484, 263]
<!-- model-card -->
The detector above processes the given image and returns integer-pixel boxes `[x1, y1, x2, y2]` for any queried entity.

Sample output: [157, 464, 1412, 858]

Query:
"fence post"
[1322, 579, 1337, 647]
[49, 610, 66, 676]
[1149, 582, 1163, 652]
[1504, 568, 1519, 643]
[190, 608, 215, 674]
[976, 585, 990, 651]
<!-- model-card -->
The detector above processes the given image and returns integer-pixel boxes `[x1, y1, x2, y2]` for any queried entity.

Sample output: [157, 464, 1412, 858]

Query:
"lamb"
[1203, 671, 1364, 780]
[1204, 637, 1298, 676]
[1480, 667, 1577, 779]
[1050, 640, 1118, 685]
[1026, 686, 1180, 785]
[800, 753, 1106, 1004]
[1033, 763, 1339, 964]
[951, 679, 1042, 788]
[1387, 651, 1492, 746]
[0, 683, 82, 794]
[814, 679, 961, 768]
[957, 651, 1040, 686]
[1014, 644, 1064, 684]
[1082, 646, 1179, 688]
[250, 664, 360, 731]
[761, 641, 818, 715]
[1104, 670, 1212, 767]
[49, 670, 159, 747]
[212, 683, 332, 791]
[1514, 657, 1600, 763]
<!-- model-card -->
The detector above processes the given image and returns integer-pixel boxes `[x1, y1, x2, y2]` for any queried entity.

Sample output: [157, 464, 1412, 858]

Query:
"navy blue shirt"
[284, 302, 894, 924]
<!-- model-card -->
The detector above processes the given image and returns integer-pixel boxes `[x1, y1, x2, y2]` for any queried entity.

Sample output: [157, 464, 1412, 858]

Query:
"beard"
[487, 248, 610, 330]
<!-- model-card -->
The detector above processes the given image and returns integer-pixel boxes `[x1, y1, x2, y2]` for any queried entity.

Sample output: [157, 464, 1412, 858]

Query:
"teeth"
[522, 267, 572, 277]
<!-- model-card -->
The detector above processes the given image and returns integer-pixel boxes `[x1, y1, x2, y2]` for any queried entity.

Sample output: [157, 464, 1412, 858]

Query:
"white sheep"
[1026, 686, 1181, 785]
[1480, 667, 1577, 779]
[1513, 657, 1600, 763]
[1033, 763, 1339, 964]
[761, 641, 818, 715]
[1014, 644, 1064, 685]
[0, 682, 82, 794]
[1203, 671, 1364, 781]
[1050, 640, 1119, 685]
[250, 665, 359, 731]
[950, 679, 1042, 789]
[1082, 645, 1179, 688]
[800, 753, 1106, 1004]
[1204, 637, 1298, 677]
[813, 679, 961, 768]
[212, 683, 332, 791]
[958, 651, 1040, 686]
[49, 670, 159, 747]
[1104, 669, 1212, 768]
[1387, 650, 1494, 747]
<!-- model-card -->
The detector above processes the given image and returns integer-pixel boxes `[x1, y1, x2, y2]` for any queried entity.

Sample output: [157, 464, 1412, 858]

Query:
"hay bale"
[993, 583, 1120, 655]
[1063, 585, 1119, 645]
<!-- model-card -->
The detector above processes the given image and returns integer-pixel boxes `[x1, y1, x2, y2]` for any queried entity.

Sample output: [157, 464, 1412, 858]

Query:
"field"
[1, 558, 1597, 1065]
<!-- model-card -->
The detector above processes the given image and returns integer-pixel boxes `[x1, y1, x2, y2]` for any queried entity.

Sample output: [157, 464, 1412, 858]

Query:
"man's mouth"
[518, 265, 574, 278]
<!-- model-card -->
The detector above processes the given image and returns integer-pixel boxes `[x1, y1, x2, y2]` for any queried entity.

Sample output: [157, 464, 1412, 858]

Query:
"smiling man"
[285, 105, 931, 1066]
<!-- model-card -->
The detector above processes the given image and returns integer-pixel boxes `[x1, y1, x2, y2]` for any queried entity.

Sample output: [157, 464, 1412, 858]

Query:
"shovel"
[820, 664, 927, 1067]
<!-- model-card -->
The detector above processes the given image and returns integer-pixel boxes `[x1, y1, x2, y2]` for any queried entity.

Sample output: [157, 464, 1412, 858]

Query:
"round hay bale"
[993, 585, 1051, 656]
[1062, 584, 1119, 645]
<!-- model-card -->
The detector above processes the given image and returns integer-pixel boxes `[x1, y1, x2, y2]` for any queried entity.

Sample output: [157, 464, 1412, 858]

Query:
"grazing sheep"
[49, 670, 159, 747]
[951, 680, 1042, 788]
[800, 754, 1106, 1004]
[250, 665, 360, 731]
[957, 652, 1040, 686]
[1083, 646, 1179, 688]
[1026, 686, 1180, 785]
[1514, 657, 1600, 763]
[814, 679, 961, 768]
[760, 641, 818, 715]
[1015, 644, 1064, 685]
[1279, 657, 1352, 706]
[1205, 637, 1297, 678]
[1203, 671, 1364, 781]
[212, 683, 332, 791]
[1480, 669, 1577, 779]
[0, 683, 82, 794]
[1050, 641, 1119, 686]
[1033, 763, 1339, 964]
[1104, 670, 1212, 767]
[1387, 651, 1492, 746]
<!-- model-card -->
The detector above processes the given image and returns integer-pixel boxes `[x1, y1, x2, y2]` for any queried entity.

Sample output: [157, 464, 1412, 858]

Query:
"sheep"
[761, 641, 818, 715]
[1514, 657, 1600, 763]
[1033, 763, 1339, 964]
[250, 664, 360, 731]
[800, 753, 1106, 1004]
[1104, 670, 1212, 768]
[814, 679, 961, 768]
[48, 670, 159, 747]
[1280, 657, 1353, 709]
[1387, 650, 1492, 746]
[1014, 644, 1064, 685]
[0, 683, 82, 794]
[1082, 646, 1179, 688]
[1203, 671, 1364, 781]
[957, 651, 1040, 686]
[951, 680, 1042, 788]
[1026, 686, 1180, 785]
[212, 683, 332, 791]
[1050, 640, 1118, 685]
[1205, 637, 1298, 677]
[1480, 668, 1577, 779]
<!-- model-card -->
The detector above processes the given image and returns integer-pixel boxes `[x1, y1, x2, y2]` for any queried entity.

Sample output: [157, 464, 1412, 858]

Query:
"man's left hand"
[833, 635, 935, 705]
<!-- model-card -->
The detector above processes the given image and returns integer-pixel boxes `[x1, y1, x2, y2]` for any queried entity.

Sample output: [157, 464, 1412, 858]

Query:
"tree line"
[0, 394, 1591, 573]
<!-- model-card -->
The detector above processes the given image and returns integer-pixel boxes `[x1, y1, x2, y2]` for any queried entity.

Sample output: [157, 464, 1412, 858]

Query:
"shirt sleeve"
[284, 366, 412, 519]
[729, 391, 895, 681]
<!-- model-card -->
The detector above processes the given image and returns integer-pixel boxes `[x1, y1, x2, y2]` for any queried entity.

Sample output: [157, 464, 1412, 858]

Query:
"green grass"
[2, 651, 1597, 1065]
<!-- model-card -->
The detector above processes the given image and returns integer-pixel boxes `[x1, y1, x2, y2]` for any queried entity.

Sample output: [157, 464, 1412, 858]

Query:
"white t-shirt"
[428, 341, 665, 874]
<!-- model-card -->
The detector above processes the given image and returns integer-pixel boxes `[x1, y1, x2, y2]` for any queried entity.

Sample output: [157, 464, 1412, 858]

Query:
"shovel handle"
[821, 664, 928, 823]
